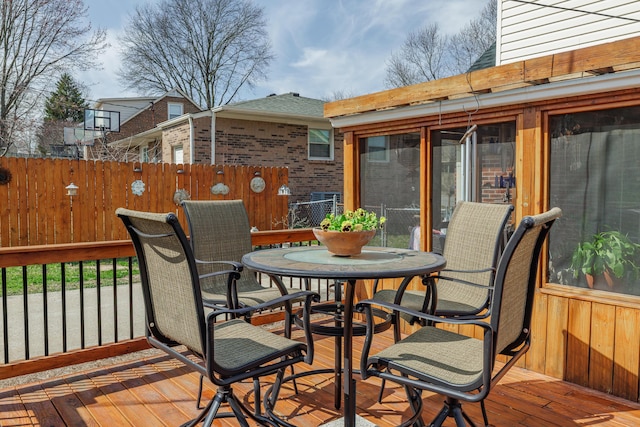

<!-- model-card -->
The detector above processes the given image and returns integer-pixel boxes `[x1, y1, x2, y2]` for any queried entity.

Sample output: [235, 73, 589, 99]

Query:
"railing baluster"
[61, 262, 67, 353]
[43, 264, 48, 356]
[113, 258, 118, 343]
[22, 266, 29, 360]
[96, 260, 102, 347]
[129, 257, 134, 340]
[2, 268, 8, 363]
[79, 261, 85, 349]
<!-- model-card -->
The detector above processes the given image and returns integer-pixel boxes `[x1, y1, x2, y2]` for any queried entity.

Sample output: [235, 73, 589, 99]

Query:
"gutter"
[329, 68, 640, 128]
[188, 116, 194, 164]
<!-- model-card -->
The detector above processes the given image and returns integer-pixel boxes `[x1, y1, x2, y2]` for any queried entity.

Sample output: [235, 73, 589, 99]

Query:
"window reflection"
[549, 107, 640, 296]
[360, 133, 420, 249]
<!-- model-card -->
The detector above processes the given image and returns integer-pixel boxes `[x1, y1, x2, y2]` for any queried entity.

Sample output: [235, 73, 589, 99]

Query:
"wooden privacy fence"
[0, 157, 289, 247]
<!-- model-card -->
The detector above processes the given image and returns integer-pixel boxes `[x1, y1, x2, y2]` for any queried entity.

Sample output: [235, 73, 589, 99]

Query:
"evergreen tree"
[44, 73, 88, 122]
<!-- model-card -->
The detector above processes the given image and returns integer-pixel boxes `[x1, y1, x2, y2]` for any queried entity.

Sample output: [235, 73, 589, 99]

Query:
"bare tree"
[0, 0, 106, 156]
[384, 0, 497, 89]
[118, 0, 274, 109]
[384, 23, 449, 88]
[449, 0, 498, 75]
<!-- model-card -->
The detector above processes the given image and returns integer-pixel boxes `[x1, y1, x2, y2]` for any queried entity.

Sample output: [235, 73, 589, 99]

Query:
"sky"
[81, 0, 487, 104]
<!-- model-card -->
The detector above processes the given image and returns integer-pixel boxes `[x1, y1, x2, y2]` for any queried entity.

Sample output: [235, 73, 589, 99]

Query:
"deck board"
[1, 329, 640, 426]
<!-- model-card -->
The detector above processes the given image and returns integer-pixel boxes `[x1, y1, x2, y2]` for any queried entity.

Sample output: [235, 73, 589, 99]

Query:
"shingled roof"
[223, 92, 325, 118]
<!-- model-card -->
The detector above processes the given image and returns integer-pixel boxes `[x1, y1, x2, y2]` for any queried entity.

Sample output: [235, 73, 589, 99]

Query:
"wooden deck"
[2, 326, 640, 427]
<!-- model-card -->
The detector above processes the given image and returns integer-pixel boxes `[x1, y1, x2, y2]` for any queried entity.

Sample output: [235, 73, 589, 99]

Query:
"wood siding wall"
[336, 89, 640, 403]
[0, 157, 288, 247]
[498, 1, 640, 64]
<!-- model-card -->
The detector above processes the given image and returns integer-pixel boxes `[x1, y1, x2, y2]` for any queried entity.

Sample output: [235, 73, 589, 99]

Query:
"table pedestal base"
[320, 415, 379, 427]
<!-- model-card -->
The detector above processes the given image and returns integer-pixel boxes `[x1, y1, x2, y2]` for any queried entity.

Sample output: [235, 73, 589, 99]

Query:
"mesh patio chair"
[182, 200, 311, 403]
[116, 208, 318, 427]
[356, 207, 562, 427]
[374, 201, 514, 340]
[181, 200, 292, 311]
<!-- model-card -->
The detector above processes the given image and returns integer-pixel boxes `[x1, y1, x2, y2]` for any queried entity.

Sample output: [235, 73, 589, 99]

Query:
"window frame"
[167, 103, 184, 120]
[173, 145, 184, 164]
[366, 135, 390, 163]
[308, 128, 334, 161]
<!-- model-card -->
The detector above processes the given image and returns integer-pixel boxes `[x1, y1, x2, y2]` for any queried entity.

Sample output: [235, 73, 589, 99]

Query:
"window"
[366, 136, 389, 162]
[308, 128, 333, 160]
[168, 103, 183, 120]
[173, 145, 183, 164]
[359, 133, 420, 249]
[140, 146, 149, 162]
[548, 106, 640, 296]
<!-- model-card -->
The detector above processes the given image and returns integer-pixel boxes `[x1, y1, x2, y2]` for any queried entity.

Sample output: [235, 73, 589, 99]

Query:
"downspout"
[188, 116, 194, 164]
[211, 111, 216, 165]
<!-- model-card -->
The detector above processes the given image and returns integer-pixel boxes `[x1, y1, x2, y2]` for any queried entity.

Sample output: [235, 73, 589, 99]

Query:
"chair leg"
[253, 377, 262, 416]
[479, 400, 489, 427]
[400, 384, 425, 427]
[264, 368, 301, 427]
[196, 374, 204, 409]
[377, 378, 386, 403]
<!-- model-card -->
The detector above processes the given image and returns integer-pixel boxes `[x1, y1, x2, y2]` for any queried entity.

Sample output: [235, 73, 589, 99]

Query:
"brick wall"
[162, 122, 191, 163]
[109, 96, 202, 142]
[207, 117, 343, 202]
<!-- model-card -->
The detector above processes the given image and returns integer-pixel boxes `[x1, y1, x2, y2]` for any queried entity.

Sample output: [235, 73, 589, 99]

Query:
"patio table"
[242, 245, 446, 427]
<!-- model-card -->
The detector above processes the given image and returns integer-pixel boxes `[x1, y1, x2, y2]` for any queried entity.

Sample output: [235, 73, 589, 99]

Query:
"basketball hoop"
[84, 109, 120, 133]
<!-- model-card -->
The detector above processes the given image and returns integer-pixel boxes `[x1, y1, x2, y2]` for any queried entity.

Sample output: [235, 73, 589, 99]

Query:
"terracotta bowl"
[313, 228, 376, 256]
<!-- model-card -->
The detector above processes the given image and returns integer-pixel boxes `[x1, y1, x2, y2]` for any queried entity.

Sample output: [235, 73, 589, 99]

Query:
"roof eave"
[329, 68, 640, 129]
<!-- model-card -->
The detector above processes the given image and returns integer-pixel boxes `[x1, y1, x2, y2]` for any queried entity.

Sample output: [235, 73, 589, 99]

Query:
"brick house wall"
[187, 117, 344, 203]
[86, 95, 202, 161]
[162, 116, 212, 164]
[115, 96, 202, 141]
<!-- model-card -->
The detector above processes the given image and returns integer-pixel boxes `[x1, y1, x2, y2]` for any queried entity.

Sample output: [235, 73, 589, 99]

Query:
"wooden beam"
[325, 36, 640, 118]
[0, 338, 150, 380]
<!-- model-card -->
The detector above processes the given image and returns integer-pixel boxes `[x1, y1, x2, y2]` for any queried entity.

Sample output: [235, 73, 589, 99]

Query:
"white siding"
[497, 0, 640, 64]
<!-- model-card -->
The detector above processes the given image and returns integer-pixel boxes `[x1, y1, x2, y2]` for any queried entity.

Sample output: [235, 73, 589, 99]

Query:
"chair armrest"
[355, 298, 490, 329]
[208, 290, 320, 320]
[438, 266, 494, 275]
[433, 274, 496, 291]
[195, 258, 243, 271]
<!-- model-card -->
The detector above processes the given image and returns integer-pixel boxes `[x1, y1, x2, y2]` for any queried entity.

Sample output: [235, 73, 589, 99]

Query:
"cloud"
[84, 0, 490, 102]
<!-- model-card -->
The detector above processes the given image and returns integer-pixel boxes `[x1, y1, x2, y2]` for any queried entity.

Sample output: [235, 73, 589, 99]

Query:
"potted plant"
[314, 208, 386, 256]
[571, 230, 640, 288]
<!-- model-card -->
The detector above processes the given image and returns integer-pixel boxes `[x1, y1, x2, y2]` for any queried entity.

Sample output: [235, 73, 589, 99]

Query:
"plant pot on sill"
[585, 270, 620, 290]
[313, 228, 376, 257]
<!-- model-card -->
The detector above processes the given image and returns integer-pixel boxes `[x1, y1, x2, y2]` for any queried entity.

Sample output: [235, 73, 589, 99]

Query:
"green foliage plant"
[319, 208, 386, 232]
[571, 230, 640, 280]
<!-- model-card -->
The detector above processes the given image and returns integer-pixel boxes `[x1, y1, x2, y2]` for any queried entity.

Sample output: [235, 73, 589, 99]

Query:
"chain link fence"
[289, 199, 421, 250]
[289, 196, 343, 228]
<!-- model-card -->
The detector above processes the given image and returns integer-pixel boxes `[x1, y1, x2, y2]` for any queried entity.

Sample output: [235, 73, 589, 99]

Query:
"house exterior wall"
[96, 99, 154, 124]
[325, 37, 640, 404]
[213, 117, 343, 203]
[497, 0, 640, 65]
[113, 96, 201, 142]
[162, 121, 191, 164]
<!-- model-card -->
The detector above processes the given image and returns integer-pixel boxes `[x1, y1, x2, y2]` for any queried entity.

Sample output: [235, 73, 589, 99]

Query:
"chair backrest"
[491, 207, 562, 357]
[182, 200, 256, 295]
[116, 208, 206, 357]
[437, 201, 514, 310]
